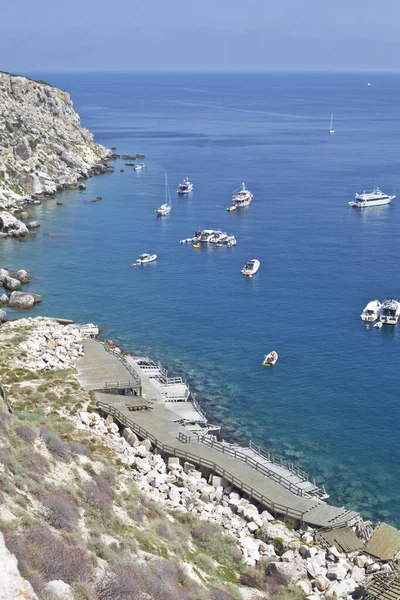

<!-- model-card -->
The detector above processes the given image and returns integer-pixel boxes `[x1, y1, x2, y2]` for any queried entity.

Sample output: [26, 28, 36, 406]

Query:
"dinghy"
[262, 351, 278, 366]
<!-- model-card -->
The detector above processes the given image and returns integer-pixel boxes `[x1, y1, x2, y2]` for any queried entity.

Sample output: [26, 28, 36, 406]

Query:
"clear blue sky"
[2, 0, 400, 72]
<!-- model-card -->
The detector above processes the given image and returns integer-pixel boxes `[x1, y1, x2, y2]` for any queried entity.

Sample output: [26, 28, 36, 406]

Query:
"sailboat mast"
[165, 171, 171, 206]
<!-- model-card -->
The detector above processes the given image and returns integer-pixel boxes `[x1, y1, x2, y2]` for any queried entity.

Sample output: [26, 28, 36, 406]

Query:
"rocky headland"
[0, 71, 113, 237]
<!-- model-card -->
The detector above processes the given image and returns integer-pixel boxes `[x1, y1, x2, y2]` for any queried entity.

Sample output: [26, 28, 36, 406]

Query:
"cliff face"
[0, 72, 111, 209]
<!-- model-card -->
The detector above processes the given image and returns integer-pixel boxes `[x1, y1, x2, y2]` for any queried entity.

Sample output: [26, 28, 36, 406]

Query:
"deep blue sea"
[3, 72, 400, 524]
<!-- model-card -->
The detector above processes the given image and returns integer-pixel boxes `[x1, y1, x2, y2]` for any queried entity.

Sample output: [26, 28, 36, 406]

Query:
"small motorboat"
[374, 321, 383, 329]
[241, 259, 260, 277]
[360, 299, 381, 322]
[226, 205, 237, 212]
[177, 178, 194, 194]
[133, 163, 147, 171]
[262, 351, 278, 366]
[137, 253, 157, 265]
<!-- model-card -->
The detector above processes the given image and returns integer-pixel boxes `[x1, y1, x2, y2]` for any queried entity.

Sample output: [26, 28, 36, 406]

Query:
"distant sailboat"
[156, 172, 172, 216]
[329, 112, 335, 134]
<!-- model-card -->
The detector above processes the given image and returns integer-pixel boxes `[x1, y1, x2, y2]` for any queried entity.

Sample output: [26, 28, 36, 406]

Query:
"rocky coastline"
[0, 71, 114, 238]
[0, 316, 397, 600]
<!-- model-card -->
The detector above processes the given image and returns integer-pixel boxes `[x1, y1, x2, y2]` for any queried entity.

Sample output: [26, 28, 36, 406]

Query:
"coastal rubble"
[0, 268, 41, 314]
[3, 317, 84, 370]
[0, 72, 112, 211]
[76, 409, 392, 598]
[0, 211, 29, 238]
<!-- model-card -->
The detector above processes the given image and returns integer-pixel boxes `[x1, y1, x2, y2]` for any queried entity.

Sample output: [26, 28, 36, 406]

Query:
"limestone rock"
[267, 560, 307, 585]
[0, 294, 8, 305]
[0, 269, 9, 283]
[0, 309, 7, 322]
[8, 291, 35, 309]
[27, 221, 40, 230]
[315, 575, 331, 591]
[3, 276, 21, 291]
[0, 531, 38, 598]
[43, 580, 74, 600]
[0, 212, 29, 238]
[13, 269, 32, 283]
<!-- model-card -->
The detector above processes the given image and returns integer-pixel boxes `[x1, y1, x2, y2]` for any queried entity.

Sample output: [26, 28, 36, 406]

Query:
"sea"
[3, 72, 400, 525]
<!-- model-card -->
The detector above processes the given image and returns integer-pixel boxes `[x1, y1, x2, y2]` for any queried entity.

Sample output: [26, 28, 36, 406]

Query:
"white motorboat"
[192, 229, 237, 247]
[133, 163, 147, 171]
[380, 299, 400, 324]
[262, 351, 278, 366]
[374, 321, 382, 329]
[156, 172, 172, 216]
[349, 187, 395, 208]
[241, 259, 260, 277]
[360, 299, 381, 322]
[231, 183, 253, 208]
[329, 112, 335, 134]
[137, 253, 157, 264]
[177, 178, 193, 194]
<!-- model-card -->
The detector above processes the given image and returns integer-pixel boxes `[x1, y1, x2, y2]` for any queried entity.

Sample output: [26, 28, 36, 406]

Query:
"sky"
[2, 0, 400, 72]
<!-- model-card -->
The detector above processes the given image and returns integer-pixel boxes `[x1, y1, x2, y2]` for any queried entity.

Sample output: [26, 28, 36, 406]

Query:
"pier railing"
[99, 340, 141, 387]
[95, 400, 307, 523]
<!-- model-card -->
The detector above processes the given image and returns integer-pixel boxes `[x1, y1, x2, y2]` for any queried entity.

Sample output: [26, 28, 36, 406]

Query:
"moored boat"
[156, 172, 172, 216]
[137, 253, 157, 264]
[231, 183, 253, 209]
[360, 299, 381, 322]
[241, 259, 260, 277]
[133, 163, 147, 171]
[262, 351, 278, 366]
[192, 229, 236, 246]
[349, 187, 395, 208]
[177, 178, 194, 194]
[380, 299, 400, 324]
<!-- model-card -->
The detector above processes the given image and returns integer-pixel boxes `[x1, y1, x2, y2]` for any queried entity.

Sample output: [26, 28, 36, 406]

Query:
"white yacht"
[137, 253, 157, 264]
[192, 229, 236, 247]
[380, 299, 400, 324]
[360, 300, 381, 322]
[177, 178, 193, 194]
[349, 187, 395, 208]
[231, 183, 253, 208]
[241, 259, 260, 277]
[133, 163, 147, 171]
[156, 172, 172, 216]
[329, 112, 335, 134]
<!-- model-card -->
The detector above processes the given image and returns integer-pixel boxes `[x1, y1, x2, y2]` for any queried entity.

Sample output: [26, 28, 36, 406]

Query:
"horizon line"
[16, 69, 400, 75]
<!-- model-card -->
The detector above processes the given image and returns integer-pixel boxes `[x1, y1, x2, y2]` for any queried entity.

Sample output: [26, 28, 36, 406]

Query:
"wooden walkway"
[75, 339, 361, 529]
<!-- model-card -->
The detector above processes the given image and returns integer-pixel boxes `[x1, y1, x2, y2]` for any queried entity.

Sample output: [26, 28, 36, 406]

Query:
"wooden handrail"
[95, 400, 306, 522]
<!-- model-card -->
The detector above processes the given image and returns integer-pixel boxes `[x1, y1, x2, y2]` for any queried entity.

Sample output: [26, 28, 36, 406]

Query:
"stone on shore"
[0, 269, 9, 283]
[8, 291, 35, 309]
[0, 309, 7, 323]
[0, 212, 29, 238]
[0, 294, 8, 305]
[27, 221, 40, 230]
[13, 269, 32, 283]
[3, 276, 21, 291]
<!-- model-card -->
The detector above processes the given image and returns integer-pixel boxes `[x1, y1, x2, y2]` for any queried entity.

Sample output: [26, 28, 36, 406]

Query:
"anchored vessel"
[137, 253, 157, 265]
[156, 172, 172, 216]
[241, 259, 260, 277]
[361, 300, 381, 322]
[133, 163, 147, 171]
[192, 229, 237, 247]
[349, 187, 395, 208]
[177, 178, 193, 194]
[262, 351, 278, 366]
[329, 112, 335, 134]
[380, 299, 400, 324]
[231, 183, 253, 209]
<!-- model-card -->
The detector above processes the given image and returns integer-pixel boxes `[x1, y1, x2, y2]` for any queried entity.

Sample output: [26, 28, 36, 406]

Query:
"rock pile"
[0, 269, 41, 317]
[77, 410, 391, 598]
[5, 317, 84, 370]
[0, 211, 29, 238]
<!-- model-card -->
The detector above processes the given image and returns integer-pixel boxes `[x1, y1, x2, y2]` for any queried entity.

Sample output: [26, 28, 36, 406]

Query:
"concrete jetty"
[75, 338, 361, 529]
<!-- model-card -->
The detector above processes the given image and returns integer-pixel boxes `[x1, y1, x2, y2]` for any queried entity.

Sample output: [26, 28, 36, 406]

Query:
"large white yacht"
[349, 187, 395, 208]
[360, 300, 381, 322]
[192, 229, 236, 246]
[231, 183, 253, 208]
[177, 178, 193, 194]
[380, 299, 400, 324]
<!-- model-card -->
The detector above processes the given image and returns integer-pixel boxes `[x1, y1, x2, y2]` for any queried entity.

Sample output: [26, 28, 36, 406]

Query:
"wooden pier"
[75, 339, 361, 529]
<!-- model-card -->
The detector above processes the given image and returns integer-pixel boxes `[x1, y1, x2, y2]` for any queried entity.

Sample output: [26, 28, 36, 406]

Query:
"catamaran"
[156, 172, 172, 216]
[329, 113, 335, 134]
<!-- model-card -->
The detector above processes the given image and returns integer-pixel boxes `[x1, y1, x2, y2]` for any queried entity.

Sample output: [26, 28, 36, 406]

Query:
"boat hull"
[350, 196, 394, 208]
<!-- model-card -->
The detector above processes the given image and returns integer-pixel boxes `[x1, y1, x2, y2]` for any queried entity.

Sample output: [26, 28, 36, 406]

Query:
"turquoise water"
[4, 72, 400, 524]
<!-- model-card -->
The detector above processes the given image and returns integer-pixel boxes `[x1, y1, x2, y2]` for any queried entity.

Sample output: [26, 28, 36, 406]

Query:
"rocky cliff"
[0, 72, 112, 210]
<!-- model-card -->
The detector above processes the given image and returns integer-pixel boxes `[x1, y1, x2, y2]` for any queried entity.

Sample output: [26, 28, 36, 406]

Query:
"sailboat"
[156, 172, 172, 216]
[329, 112, 335, 134]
